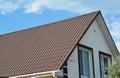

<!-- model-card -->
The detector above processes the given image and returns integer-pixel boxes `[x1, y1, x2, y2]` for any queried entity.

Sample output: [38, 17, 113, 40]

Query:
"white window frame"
[78, 45, 94, 78]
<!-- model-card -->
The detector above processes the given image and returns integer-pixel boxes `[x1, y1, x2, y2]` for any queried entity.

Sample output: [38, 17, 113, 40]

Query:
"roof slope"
[0, 11, 99, 77]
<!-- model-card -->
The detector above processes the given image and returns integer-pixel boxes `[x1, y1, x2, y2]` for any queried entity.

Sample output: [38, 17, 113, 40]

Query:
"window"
[99, 52, 111, 78]
[63, 62, 68, 78]
[78, 45, 94, 78]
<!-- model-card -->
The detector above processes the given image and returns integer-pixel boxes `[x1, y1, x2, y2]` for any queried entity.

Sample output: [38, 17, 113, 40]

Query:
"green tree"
[106, 56, 120, 78]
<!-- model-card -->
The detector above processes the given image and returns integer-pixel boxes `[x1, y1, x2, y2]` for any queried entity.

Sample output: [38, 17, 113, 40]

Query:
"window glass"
[100, 53, 111, 78]
[100, 56, 105, 78]
[79, 46, 93, 78]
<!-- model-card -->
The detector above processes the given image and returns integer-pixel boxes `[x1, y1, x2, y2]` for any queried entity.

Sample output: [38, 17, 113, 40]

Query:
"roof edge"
[60, 11, 100, 69]
[98, 12, 119, 55]
[9, 70, 60, 78]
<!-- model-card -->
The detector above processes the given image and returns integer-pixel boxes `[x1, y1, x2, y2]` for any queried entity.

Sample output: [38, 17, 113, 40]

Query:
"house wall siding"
[67, 20, 114, 78]
[67, 47, 79, 78]
[80, 20, 113, 78]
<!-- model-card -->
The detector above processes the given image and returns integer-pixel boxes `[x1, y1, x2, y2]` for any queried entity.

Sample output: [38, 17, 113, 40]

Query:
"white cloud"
[0, 0, 120, 15]
[107, 16, 120, 52]
[22, 0, 120, 14]
[0, 0, 20, 14]
[110, 21, 120, 37]
[23, 0, 93, 14]
[0, 0, 120, 51]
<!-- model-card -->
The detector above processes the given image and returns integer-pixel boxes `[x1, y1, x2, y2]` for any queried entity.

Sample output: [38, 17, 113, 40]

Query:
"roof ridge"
[0, 11, 100, 37]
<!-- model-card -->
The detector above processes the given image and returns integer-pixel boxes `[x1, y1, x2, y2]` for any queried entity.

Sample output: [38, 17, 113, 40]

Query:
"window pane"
[100, 56, 104, 78]
[63, 67, 68, 74]
[79, 50, 83, 75]
[83, 51, 90, 76]
[104, 58, 108, 75]
[79, 50, 90, 77]
[63, 75, 68, 78]
[100, 55, 110, 78]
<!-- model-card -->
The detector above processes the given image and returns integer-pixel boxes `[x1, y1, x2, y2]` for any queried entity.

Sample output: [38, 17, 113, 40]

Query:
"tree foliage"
[106, 56, 120, 78]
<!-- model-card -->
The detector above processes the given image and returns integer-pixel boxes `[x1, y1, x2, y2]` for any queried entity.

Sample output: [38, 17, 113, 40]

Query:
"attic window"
[78, 45, 94, 78]
[99, 52, 111, 78]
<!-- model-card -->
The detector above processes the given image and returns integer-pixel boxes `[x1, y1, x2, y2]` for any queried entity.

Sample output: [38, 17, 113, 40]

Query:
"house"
[0, 11, 119, 78]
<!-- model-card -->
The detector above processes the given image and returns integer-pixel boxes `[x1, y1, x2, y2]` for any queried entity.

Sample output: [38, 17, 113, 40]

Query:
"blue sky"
[0, 0, 120, 51]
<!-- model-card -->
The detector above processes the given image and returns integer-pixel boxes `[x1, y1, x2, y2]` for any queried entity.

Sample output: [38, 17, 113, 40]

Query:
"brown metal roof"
[0, 11, 99, 77]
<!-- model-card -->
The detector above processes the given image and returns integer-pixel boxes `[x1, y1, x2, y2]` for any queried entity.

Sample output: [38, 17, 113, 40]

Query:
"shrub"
[106, 56, 120, 78]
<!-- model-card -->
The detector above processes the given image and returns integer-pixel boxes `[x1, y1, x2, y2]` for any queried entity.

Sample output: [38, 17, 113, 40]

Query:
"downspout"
[52, 71, 57, 78]
[52, 70, 63, 78]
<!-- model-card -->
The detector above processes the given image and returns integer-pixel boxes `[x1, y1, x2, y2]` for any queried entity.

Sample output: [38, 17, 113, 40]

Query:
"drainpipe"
[52, 70, 63, 78]
[52, 71, 57, 78]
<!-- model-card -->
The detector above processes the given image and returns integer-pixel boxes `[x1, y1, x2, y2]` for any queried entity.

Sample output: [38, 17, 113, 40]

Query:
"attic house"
[0, 11, 119, 78]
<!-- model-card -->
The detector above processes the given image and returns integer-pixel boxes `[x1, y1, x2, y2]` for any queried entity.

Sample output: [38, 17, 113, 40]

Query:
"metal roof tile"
[0, 11, 99, 77]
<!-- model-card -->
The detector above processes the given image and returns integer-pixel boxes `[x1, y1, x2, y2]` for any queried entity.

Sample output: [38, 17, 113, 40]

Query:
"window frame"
[78, 44, 95, 78]
[99, 51, 112, 78]
[63, 61, 68, 78]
